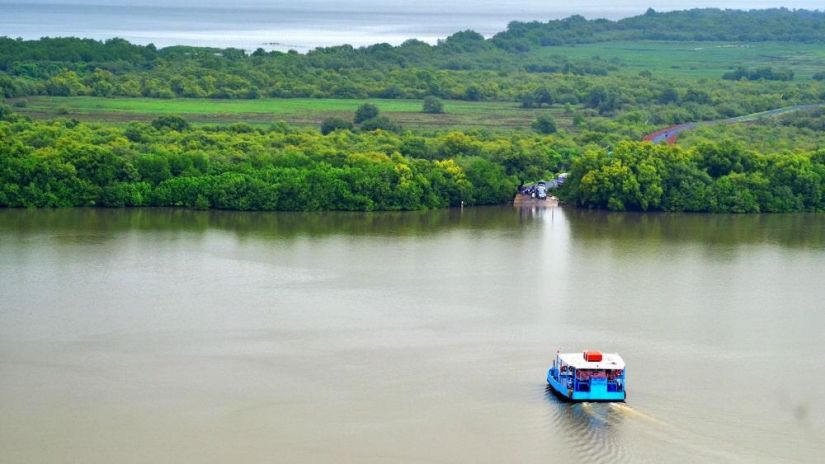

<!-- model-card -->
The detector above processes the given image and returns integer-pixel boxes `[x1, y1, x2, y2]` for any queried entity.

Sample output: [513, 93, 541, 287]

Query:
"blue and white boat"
[547, 351, 626, 402]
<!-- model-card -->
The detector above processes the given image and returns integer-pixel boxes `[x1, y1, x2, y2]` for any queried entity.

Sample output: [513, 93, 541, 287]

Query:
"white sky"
[1, 0, 823, 14]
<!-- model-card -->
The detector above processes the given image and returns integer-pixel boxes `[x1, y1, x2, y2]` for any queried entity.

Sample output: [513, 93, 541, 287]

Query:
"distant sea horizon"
[1, 0, 822, 52]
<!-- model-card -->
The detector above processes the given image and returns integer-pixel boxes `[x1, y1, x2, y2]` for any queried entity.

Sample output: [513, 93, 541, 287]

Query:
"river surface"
[2, 0, 823, 51]
[1, 207, 824, 463]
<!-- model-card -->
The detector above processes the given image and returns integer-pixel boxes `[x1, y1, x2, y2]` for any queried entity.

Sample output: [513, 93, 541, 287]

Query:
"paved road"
[643, 103, 825, 144]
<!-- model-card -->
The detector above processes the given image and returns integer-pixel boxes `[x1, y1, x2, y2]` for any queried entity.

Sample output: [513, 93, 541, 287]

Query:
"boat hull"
[547, 368, 626, 402]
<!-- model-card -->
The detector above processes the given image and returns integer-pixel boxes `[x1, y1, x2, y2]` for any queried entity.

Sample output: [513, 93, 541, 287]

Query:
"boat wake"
[599, 398, 742, 462]
[544, 386, 627, 463]
[542, 387, 728, 463]
[608, 402, 672, 428]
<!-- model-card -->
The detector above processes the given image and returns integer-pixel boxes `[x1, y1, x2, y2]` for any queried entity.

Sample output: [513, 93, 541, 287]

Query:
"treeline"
[722, 66, 794, 81]
[3, 106, 825, 213]
[3, 61, 822, 127]
[0, 38, 617, 101]
[493, 8, 825, 50]
[3, 9, 825, 101]
[0, 109, 574, 210]
[563, 141, 825, 213]
[0, 34, 614, 74]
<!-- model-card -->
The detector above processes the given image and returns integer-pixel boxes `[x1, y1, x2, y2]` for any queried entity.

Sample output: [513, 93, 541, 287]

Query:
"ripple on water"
[542, 386, 628, 463]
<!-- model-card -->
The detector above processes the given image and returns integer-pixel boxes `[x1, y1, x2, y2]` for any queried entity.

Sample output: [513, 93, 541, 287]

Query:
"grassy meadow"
[5, 40, 825, 132]
[8, 96, 572, 130]
[540, 41, 825, 79]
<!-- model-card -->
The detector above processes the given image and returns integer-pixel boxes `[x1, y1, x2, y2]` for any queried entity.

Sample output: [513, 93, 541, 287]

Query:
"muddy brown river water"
[1, 207, 824, 463]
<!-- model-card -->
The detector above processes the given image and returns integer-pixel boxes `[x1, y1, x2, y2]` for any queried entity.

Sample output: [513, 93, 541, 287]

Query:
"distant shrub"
[360, 116, 402, 133]
[520, 87, 554, 108]
[123, 123, 145, 142]
[532, 115, 557, 134]
[320, 117, 354, 135]
[151, 115, 189, 131]
[354, 103, 379, 124]
[228, 122, 256, 133]
[463, 85, 482, 101]
[422, 96, 444, 114]
[722, 66, 794, 81]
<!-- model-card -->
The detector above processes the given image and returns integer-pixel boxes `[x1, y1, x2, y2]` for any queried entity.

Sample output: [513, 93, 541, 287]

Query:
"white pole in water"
[460, 201, 464, 210]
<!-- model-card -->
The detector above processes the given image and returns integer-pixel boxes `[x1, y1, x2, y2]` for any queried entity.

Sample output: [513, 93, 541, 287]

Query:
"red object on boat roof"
[583, 351, 603, 362]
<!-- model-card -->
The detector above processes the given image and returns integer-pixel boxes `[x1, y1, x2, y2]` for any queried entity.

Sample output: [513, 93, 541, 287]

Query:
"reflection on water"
[1, 207, 532, 239]
[3, 207, 824, 249]
[564, 209, 825, 249]
[544, 386, 627, 463]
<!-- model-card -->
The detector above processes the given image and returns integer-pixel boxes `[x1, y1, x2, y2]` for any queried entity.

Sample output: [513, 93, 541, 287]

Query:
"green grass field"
[9, 96, 571, 130]
[8, 41, 824, 130]
[542, 41, 825, 79]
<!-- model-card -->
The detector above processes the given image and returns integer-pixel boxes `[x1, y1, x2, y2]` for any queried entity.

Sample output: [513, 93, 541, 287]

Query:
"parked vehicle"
[556, 173, 569, 186]
[533, 181, 547, 200]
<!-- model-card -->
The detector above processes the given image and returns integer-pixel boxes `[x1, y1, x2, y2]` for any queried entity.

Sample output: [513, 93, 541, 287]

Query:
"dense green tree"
[532, 115, 557, 134]
[722, 66, 794, 81]
[359, 116, 402, 133]
[463, 85, 482, 101]
[151, 115, 190, 132]
[0, 112, 823, 213]
[0, 115, 567, 211]
[658, 87, 680, 104]
[320, 117, 354, 135]
[493, 9, 825, 45]
[354, 103, 380, 124]
[562, 140, 825, 212]
[422, 96, 444, 114]
[585, 86, 622, 114]
[695, 142, 755, 178]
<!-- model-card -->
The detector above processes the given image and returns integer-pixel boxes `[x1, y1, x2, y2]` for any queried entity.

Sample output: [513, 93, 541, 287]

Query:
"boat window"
[606, 369, 623, 379]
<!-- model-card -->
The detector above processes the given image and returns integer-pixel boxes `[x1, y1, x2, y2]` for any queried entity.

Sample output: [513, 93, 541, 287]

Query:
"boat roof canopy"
[558, 352, 625, 370]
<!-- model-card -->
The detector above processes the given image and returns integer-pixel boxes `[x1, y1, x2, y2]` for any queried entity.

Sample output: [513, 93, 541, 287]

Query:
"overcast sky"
[1, 0, 823, 14]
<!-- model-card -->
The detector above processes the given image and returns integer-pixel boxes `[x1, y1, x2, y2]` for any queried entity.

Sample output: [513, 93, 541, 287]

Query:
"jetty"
[513, 194, 559, 208]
